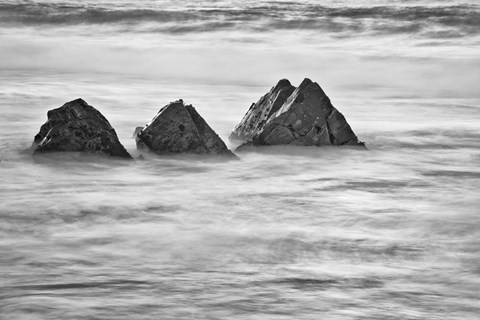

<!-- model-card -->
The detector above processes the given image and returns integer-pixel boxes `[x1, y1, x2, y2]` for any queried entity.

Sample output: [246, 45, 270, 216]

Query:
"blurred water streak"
[1, 1, 480, 319]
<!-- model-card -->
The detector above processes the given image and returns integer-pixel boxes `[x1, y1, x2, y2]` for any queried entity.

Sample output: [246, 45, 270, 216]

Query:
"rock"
[231, 78, 365, 148]
[230, 78, 295, 141]
[32, 98, 132, 159]
[132, 126, 144, 138]
[136, 99, 235, 156]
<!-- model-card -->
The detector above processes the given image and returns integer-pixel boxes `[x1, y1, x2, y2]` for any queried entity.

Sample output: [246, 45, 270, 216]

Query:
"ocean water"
[1, 1, 480, 319]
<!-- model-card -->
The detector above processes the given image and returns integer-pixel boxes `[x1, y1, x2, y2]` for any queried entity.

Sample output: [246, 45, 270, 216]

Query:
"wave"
[1, 1, 479, 38]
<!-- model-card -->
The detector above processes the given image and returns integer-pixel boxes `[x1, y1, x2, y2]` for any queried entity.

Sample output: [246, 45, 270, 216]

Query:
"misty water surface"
[1, 0, 480, 319]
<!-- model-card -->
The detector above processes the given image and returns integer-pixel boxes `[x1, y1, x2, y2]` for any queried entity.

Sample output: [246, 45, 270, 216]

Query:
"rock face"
[135, 99, 235, 156]
[132, 126, 143, 138]
[32, 98, 132, 158]
[230, 78, 365, 148]
[230, 79, 296, 142]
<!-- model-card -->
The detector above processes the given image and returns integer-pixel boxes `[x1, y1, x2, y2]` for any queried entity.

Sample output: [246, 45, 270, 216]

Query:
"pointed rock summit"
[231, 78, 365, 148]
[135, 100, 235, 156]
[32, 98, 132, 158]
[230, 79, 296, 142]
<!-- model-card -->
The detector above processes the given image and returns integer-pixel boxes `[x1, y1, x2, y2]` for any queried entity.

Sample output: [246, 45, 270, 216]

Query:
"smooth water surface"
[1, 1, 480, 319]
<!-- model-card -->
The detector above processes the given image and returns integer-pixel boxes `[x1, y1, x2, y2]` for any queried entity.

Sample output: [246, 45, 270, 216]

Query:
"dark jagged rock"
[230, 79, 295, 141]
[32, 98, 132, 158]
[136, 99, 235, 156]
[231, 78, 365, 149]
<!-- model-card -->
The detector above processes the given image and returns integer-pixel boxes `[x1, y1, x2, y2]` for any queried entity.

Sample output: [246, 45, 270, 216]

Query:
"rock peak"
[136, 100, 235, 157]
[164, 99, 185, 110]
[273, 78, 292, 90]
[70, 98, 88, 105]
[297, 78, 314, 90]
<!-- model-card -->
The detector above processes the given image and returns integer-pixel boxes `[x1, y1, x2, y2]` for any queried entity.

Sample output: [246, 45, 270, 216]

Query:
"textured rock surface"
[231, 78, 365, 148]
[32, 98, 132, 158]
[230, 79, 295, 141]
[136, 100, 235, 156]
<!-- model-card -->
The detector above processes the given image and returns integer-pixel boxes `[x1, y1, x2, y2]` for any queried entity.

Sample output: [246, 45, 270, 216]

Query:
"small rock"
[32, 98, 132, 158]
[136, 100, 235, 156]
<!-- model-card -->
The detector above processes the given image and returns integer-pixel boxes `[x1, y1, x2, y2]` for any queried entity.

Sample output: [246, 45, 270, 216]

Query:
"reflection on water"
[1, 0, 480, 319]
